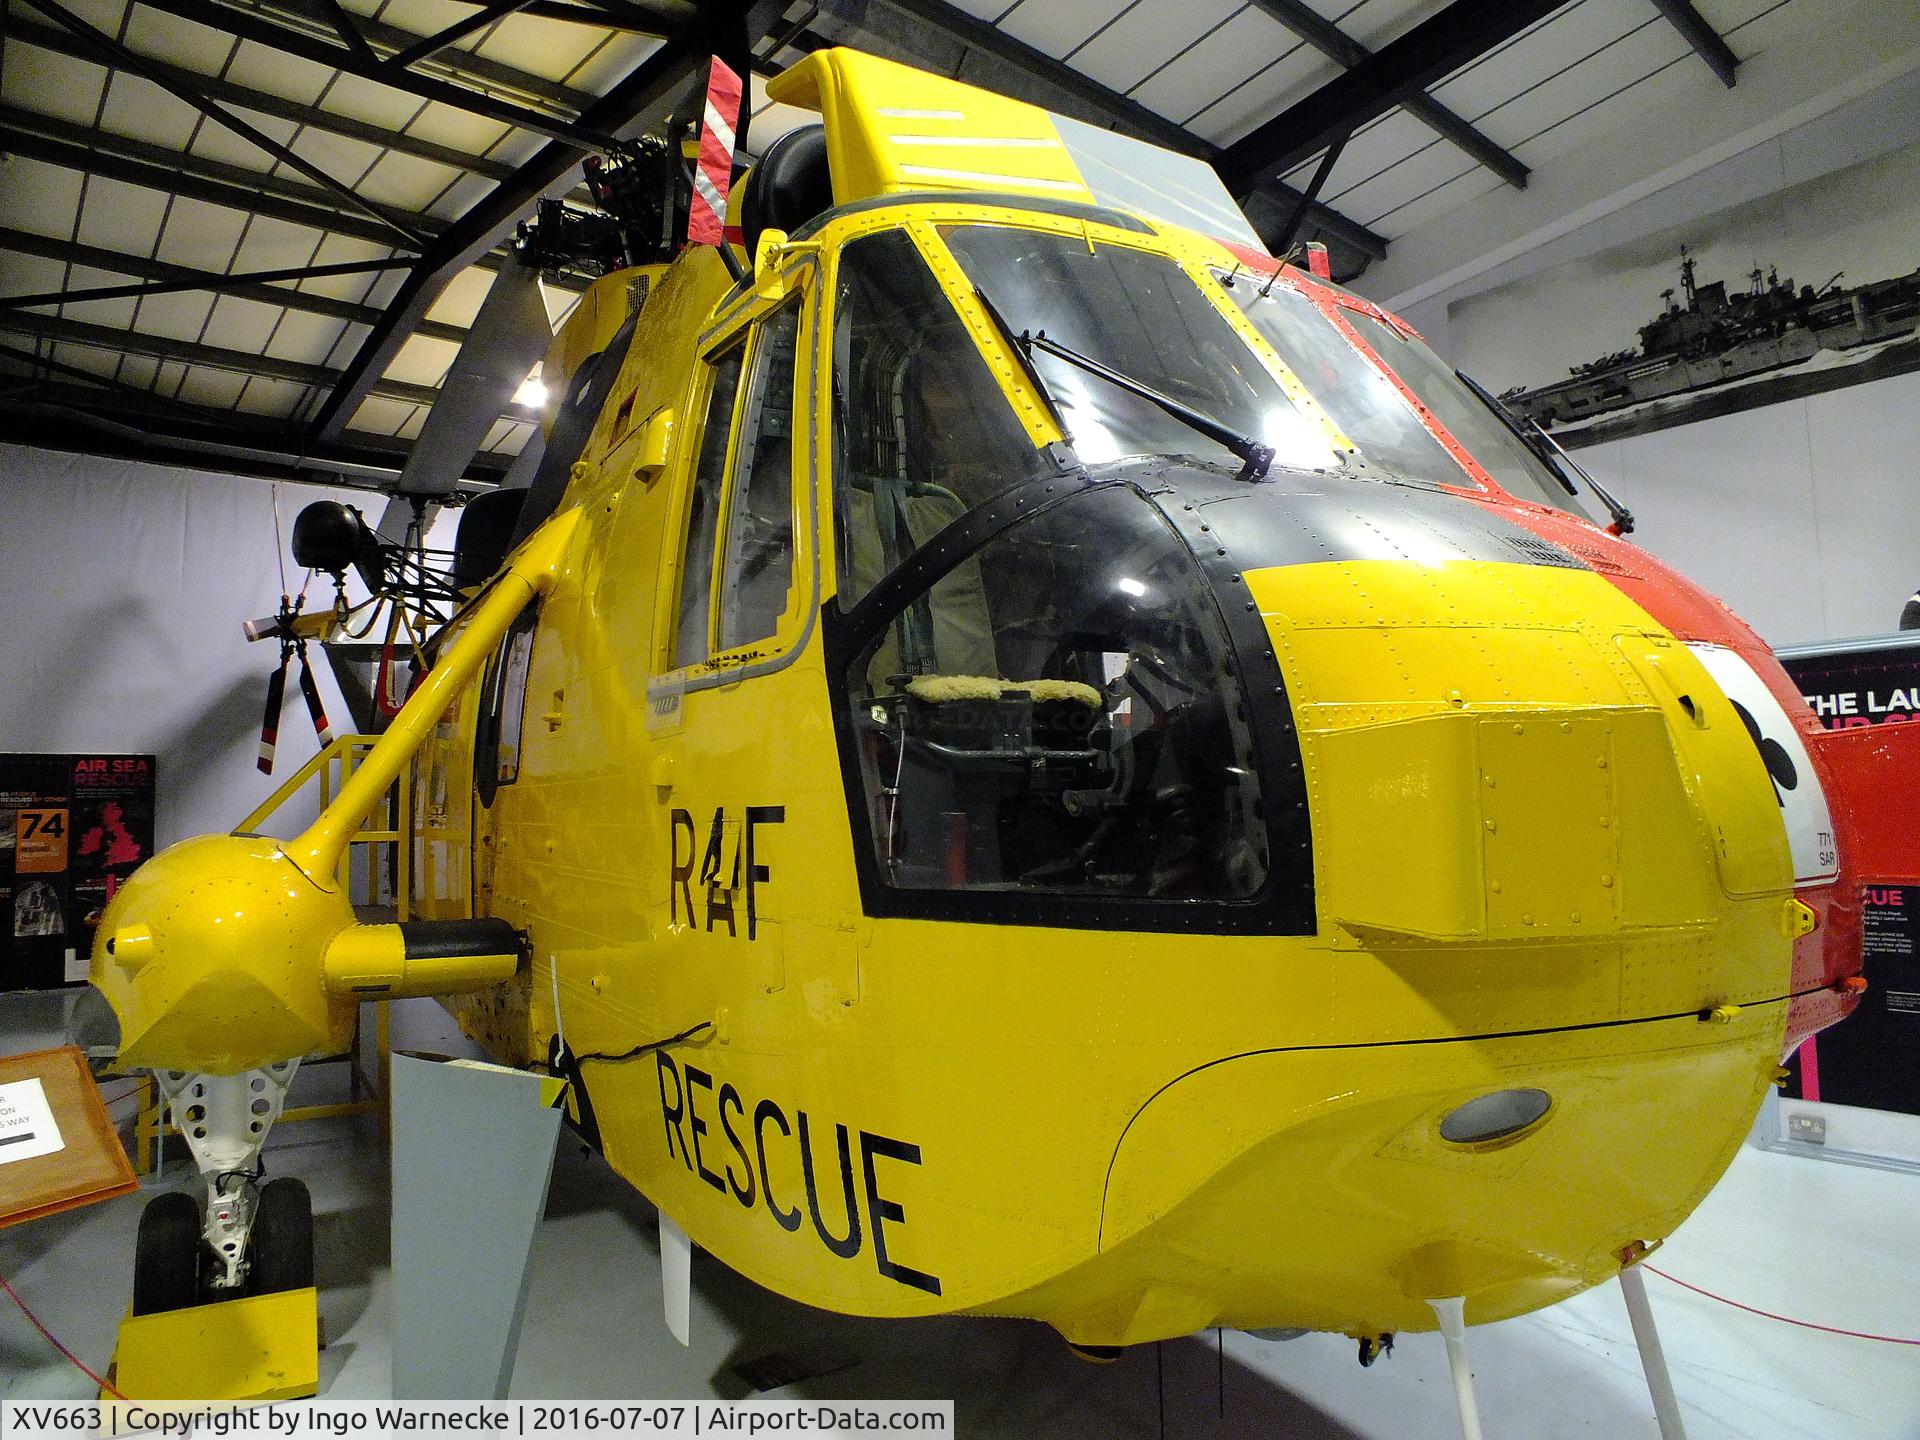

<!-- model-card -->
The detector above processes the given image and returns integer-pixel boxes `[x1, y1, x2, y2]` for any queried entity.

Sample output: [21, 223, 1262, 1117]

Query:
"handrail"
[234, 734, 380, 837]
[226, 507, 578, 898]
[233, 733, 408, 899]
[285, 506, 580, 890]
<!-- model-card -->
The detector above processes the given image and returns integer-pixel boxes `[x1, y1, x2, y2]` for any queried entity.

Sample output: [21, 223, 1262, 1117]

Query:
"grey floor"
[5, 1001, 1918, 1438]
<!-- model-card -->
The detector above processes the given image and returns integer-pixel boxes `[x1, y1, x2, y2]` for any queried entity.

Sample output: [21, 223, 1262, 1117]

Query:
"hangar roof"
[0, 0, 1775, 487]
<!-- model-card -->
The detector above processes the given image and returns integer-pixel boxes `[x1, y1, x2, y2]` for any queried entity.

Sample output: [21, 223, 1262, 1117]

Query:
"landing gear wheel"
[246, 1177, 314, 1296]
[132, 1191, 203, 1315]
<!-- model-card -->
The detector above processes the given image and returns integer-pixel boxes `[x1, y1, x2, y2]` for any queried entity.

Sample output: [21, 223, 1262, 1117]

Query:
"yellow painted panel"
[1609, 706, 1723, 930]
[1479, 715, 1619, 937]
[114, 1288, 318, 1401]
[1068, 1006, 1782, 1341]
[767, 50, 1093, 206]
[542, 267, 662, 427]
[1615, 633, 1794, 897]
[1310, 710, 1485, 939]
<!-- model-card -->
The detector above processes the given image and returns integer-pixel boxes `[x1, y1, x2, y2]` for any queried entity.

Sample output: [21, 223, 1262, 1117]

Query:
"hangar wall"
[1440, 139, 1920, 399]
[0, 444, 497, 1064]
[1380, 59, 1920, 651]
[1565, 370, 1920, 648]
[0, 442, 363, 846]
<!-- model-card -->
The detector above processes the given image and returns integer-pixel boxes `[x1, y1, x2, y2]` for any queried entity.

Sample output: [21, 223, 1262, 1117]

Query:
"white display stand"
[390, 1053, 564, 1398]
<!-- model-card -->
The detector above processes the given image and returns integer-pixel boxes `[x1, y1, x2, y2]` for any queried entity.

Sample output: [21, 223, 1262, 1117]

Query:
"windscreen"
[1341, 310, 1585, 513]
[1222, 278, 1478, 491]
[943, 225, 1334, 472]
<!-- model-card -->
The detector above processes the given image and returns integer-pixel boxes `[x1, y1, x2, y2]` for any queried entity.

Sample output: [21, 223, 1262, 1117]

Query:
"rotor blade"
[500, 426, 547, 489]
[379, 259, 555, 541]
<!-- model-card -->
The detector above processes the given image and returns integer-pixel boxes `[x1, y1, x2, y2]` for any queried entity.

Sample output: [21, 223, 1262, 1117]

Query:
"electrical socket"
[1788, 1112, 1827, 1145]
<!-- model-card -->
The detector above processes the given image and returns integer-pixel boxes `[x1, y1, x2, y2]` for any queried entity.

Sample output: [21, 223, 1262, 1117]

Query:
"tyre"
[247, 1177, 314, 1295]
[132, 1191, 203, 1315]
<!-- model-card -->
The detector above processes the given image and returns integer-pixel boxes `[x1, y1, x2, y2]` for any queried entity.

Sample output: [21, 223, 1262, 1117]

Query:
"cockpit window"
[1221, 278, 1478, 491]
[718, 299, 801, 652]
[942, 225, 1334, 472]
[833, 229, 1052, 611]
[840, 484, 1268, 903]
[1340, 310, 1585, 514]
[675, 344, 745, 667]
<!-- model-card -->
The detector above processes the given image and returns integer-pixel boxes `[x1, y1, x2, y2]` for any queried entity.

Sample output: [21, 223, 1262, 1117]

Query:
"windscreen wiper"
[1457, 370, 1636, 535]
[1531, 421, 1635, 536]
[1027, 329, 1276, 480]
[978, 294, 1275, 480]
[972, 286, 1074, 445]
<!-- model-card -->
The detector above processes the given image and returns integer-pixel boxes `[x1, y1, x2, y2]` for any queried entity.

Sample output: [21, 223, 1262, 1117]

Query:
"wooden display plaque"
[0, 1045, 138, 1227]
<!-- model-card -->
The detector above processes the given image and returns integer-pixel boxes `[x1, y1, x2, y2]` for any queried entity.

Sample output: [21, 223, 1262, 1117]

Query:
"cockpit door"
[656, 276, 815, 698]
[647, 262, 826, 997]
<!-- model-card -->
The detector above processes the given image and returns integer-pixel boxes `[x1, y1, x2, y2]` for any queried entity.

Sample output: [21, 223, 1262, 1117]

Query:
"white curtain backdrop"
[0, 443, 379, 847]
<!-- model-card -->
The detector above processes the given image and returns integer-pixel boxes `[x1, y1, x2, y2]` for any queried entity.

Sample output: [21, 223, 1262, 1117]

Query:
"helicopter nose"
[1085, 1003, 1781, 1344]
[1041, 550, 1802, 1344]
[89, 833, 357, 1074]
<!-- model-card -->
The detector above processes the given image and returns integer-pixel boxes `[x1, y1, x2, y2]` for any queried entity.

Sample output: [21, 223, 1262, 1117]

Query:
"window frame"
[474, 604, 539, 809]
[667, 337, 748, 672]
[938, 221, 1342, 475]
[825, 221, 1061, 617]
[656, 264, 820, 684]
[714, 293, 807, 657]
[1335, 305, 1590, 516]
[1261, 268, 1583, 511]
[1215, 268, 1485, 496]
[821, 474, 1319, 937]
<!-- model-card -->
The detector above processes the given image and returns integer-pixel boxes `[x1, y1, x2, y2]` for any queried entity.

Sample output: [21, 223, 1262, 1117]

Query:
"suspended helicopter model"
[88, 43, 1871, 1413]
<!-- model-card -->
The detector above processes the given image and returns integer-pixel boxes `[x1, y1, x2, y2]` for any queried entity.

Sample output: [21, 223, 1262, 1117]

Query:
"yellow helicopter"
[88, 43, 1865, 1387]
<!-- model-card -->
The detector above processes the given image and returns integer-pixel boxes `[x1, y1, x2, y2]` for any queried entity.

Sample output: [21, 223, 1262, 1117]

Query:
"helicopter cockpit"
[816, 208, 1613, 932]
[827, 220, 1294, 924]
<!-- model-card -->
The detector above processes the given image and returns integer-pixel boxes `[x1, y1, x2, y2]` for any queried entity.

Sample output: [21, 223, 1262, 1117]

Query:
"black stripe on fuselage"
[1160, 463, 1589, 573]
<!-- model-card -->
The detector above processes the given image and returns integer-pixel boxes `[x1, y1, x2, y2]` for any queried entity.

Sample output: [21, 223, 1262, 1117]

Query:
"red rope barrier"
[0, 1270, 126, 1397]
[1646, 1265, 1920, 1346]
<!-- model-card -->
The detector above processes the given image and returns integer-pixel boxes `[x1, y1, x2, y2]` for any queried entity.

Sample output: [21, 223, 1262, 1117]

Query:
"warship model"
[1505, 249, 1920, 429]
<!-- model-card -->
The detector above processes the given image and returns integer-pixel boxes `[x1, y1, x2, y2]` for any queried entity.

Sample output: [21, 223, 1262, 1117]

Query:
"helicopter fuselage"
[398, 197, 1861, 1346]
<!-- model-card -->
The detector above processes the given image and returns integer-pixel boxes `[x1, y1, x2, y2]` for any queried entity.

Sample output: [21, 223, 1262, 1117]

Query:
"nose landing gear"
[119, 1063, 319, 1400]
[131, 1177, 314, 1314]
[144, 1063, 299, 1294]
[129, 1061, 312, 1320]
[131, 1190, 202, 1315]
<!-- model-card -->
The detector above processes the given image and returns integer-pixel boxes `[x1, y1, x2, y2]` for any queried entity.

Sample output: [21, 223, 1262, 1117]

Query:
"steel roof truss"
[1218, 0, 1570, 192]
[1245, 0, 1529, 189]
[1649, 0, 1738, 88]
[132, 0, 613, 148]
[6, 15, 520, 181]
[21, 0, 431, 247]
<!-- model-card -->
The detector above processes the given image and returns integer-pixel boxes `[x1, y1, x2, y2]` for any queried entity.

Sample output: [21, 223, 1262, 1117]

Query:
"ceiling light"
[513, 371, 548, 409]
